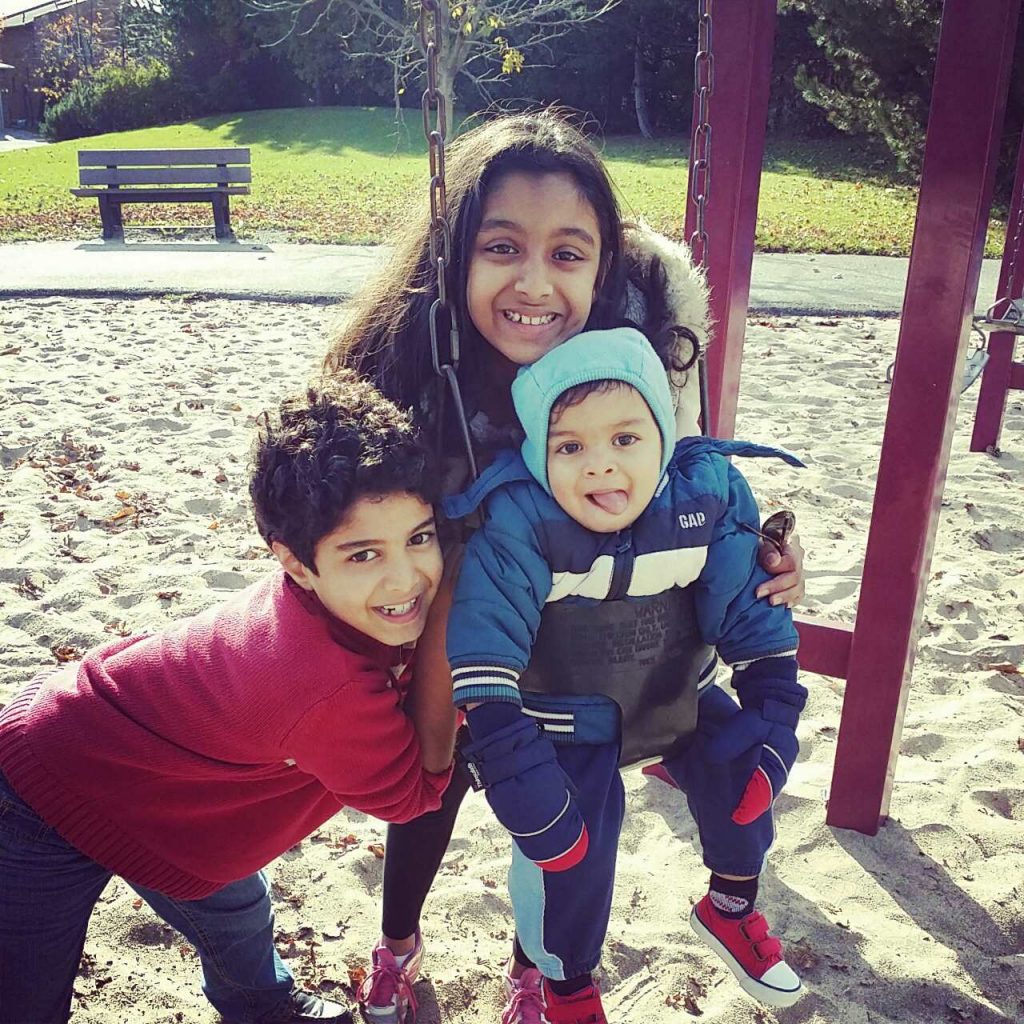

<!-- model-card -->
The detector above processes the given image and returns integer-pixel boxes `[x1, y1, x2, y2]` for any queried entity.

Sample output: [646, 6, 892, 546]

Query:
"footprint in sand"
[184, 497, 221, 516]
[971, 789, 1024, 821]
[972, 526, 1024, 553]
[201, 570, 251, 591]
[140, 416, 188, 433]
[126, 921, 177, 948]
[900, 732, 948, 759]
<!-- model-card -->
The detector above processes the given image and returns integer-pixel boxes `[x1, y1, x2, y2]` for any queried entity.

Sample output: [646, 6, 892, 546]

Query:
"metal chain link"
[419, 0, 478, 479]
[987, 178, 1024, 322]
[689, 0, 713, 269]
[690, 0, 714, 433]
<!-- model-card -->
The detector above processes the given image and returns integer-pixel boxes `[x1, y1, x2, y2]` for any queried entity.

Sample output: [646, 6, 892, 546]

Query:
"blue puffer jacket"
[445, 436, 803, 708]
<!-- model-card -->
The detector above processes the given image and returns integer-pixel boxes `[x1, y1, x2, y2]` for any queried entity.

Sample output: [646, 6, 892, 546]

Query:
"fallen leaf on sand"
[367, 843, 385, 859]
[982, 662, 1020, 674]
[348, 965, 367, 988]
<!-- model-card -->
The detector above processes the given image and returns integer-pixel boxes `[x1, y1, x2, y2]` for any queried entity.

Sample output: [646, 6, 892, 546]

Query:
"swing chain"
[420, 0, 454, 369]
[983, 174, 1024, 326]
[690, 0, 713, 268]
[420, 0, 478, 480]
[689, 0, 714, 435]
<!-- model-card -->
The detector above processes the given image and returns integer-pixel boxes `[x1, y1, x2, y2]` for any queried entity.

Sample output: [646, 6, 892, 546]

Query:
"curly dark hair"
[249, 371, 436, 572]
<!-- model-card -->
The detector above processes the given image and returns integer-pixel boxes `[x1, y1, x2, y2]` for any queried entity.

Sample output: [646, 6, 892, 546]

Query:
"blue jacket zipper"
[607, 530, 634, 600]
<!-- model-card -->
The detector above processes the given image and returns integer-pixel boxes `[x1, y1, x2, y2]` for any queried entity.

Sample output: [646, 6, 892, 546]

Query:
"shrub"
[41, 59, 193, 141]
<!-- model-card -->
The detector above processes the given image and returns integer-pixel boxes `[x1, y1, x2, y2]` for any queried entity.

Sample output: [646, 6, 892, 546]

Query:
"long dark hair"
[324, 109, 628, 422]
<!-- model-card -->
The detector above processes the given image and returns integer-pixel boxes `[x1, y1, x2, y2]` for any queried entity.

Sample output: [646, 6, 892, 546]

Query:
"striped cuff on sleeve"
[452, 664, 522, 707]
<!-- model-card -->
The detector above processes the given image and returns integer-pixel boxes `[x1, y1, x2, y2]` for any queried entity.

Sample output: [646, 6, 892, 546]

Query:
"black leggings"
[381, 743, 472, 938]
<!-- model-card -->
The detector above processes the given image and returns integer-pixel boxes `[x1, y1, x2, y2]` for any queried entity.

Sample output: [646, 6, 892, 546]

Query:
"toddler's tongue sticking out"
[588, 490, 629, 515]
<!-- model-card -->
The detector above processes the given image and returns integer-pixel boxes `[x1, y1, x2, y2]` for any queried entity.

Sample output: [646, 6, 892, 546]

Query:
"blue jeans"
[0, 770, 293, 1023]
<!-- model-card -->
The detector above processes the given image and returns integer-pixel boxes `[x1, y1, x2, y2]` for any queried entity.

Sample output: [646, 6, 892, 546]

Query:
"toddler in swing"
[0, 373, 456, 1024]
[447, 326, 806, 1020]
[327, 109, 808, 1024]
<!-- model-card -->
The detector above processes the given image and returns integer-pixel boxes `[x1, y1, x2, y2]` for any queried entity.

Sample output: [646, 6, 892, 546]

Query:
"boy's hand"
[461, 705, 588, 871]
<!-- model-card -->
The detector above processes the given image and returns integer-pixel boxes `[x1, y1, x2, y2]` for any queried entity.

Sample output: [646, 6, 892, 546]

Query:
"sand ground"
[1, 298, 1022, 1023]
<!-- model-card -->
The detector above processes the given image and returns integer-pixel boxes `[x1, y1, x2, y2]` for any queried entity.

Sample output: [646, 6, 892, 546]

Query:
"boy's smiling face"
[274, 491, 442, 646]
[546, 383, 663, 534]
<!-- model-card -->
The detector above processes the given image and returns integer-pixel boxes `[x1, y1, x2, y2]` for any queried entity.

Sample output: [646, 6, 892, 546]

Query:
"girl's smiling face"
[467, 171, 602, 366]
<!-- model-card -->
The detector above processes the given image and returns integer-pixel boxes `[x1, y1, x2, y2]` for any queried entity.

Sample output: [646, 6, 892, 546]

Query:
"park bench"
[72, 148, 251, 241]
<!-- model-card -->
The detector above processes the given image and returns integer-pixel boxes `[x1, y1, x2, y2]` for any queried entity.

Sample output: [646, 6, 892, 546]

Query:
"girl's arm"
[403, 546, 462, 773]
[622, 223, 807, 609]
[755, 533, 805, 608]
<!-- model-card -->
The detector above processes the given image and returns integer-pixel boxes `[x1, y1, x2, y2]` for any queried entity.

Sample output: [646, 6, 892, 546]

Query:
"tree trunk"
[436, 31, 463, 135]
[633, 26, 654, 139]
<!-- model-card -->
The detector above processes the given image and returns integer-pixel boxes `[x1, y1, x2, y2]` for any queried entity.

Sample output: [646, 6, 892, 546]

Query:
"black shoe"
[254, 989, 353, 1023]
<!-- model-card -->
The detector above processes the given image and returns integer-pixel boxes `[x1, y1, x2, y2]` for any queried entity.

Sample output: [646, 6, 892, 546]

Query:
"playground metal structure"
[418, 0, 1021, 838]
[692, 0, 1022, 834]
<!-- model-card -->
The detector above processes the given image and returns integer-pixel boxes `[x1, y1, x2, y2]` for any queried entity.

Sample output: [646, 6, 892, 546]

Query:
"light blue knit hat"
[511, 326, 676, 494]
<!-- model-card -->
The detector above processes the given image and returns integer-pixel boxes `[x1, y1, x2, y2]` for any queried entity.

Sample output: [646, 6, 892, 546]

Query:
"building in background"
[0, 1, 112, 127]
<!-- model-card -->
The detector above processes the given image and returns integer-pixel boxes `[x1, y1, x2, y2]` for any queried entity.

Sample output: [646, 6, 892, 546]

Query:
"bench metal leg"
[97, 197, 124, 241]
[212, 194, 234, 240]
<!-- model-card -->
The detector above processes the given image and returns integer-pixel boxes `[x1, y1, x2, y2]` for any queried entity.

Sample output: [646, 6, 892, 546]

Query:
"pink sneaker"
[357, 931, 423, 1024]
[690, 894, 802, 1008]
[541, 980, 607, 1024]
[502, 967, 547, 1024]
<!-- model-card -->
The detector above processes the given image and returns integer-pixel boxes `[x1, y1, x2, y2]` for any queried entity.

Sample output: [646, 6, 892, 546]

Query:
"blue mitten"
[704, 658, 806, 824]
[462, 703, 588, 871]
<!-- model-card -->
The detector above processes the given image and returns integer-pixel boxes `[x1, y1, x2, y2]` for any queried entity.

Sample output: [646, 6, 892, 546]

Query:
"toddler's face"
[282, 492, 442, 646]
[546, 384, 662, 534]
[467, 171, 601, 367]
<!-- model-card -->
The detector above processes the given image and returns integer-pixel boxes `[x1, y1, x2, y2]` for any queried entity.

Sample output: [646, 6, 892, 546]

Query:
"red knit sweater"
[0, 572, 451, 899]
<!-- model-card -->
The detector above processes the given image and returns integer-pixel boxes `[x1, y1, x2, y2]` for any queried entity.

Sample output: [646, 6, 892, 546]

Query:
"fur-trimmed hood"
[623, 220, 710, 438]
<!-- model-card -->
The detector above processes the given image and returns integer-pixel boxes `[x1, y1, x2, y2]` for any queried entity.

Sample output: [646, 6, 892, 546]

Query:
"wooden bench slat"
[71, 187, 250, 201]
[78, 147, 250, 167]
[79, 166, 252, 187]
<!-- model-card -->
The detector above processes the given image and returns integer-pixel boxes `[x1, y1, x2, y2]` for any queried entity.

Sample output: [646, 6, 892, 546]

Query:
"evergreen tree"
[782, 0, 942, 172]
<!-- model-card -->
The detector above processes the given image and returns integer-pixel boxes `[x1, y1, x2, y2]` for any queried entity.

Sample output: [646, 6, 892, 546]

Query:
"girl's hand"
[405, 545, 463, 773]
[755, 531, 805, 608]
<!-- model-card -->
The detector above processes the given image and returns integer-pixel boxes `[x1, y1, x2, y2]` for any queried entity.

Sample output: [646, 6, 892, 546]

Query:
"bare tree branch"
[246, 0, 623, 119]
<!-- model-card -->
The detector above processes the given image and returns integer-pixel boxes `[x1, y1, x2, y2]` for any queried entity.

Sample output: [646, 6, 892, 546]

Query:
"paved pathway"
[0, 129, 48, 152]
[0, 239, 1004, 315]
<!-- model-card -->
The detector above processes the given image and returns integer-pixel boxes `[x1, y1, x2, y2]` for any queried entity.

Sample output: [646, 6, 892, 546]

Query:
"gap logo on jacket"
[444, 437, 803, 709]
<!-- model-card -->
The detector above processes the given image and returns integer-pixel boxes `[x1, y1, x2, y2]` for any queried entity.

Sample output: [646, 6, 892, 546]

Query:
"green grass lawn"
[0, 106, 1007, 255]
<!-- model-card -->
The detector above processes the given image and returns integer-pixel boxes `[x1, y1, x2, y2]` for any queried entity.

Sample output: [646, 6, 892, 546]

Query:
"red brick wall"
[0, 1, 121, 128]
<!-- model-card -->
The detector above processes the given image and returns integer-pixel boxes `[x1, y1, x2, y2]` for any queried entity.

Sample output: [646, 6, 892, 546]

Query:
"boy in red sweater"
[0, 372, 455, 1024]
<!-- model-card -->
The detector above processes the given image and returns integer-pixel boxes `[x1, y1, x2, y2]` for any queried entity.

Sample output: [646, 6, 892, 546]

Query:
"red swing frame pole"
[686, 0, 775, 440]
[827, 0, 1020, 833]
[970, 126, 1024, 452]
[686, 0, 856, 683]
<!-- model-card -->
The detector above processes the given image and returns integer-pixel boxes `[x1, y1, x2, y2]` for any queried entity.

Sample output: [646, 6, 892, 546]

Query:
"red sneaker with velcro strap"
[689, 894, 802, 1008]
